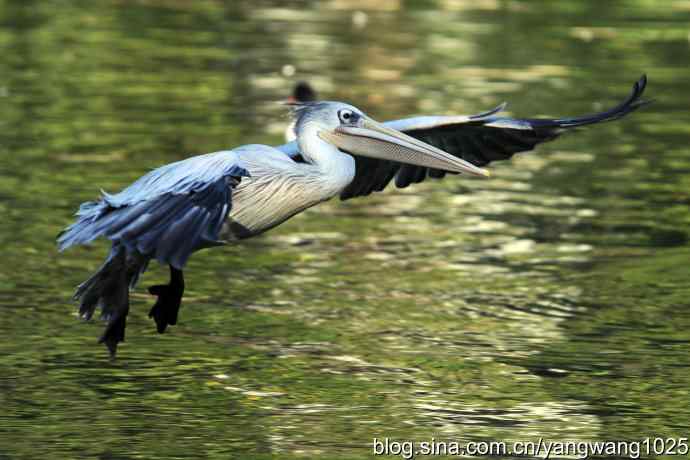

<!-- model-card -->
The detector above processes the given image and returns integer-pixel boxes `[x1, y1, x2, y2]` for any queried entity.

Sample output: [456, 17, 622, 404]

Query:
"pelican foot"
[99, 307, 129, 359]
[148, 266, 184, 334]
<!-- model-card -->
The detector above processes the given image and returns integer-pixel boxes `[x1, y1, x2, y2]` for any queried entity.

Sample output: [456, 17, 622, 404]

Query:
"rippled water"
[1, 1, 689, 458]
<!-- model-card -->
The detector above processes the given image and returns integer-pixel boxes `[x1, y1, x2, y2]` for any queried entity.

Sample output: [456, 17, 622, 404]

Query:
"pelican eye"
[338, 109, 358, 124]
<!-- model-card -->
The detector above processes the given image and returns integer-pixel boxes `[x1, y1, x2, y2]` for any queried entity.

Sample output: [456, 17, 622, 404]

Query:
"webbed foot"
[148, 266, 184, 334]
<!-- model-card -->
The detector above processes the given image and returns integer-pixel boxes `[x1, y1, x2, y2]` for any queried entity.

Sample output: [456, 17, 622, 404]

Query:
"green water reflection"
[1, 1, 689, 459]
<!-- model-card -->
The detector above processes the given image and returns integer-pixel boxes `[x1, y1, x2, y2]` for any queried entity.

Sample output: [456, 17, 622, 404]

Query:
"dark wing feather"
[340, 75, 650, 201]
[58, 151, 249, 269]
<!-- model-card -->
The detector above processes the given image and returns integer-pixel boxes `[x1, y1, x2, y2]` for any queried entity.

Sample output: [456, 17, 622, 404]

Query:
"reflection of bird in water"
[58, 76, 650, 357]
[285, 81, 318, 142]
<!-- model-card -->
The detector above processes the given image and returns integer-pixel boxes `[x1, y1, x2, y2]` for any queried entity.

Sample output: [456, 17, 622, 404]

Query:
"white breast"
[222, 144, 354, 239]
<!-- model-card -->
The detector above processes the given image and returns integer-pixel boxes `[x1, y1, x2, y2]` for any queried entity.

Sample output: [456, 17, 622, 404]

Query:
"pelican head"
[291, 101, 489, 177]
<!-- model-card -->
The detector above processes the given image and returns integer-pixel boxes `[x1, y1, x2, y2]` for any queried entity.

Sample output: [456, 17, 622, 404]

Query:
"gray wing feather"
[339, 75, 650, 200]
[58, 150, 249, 269]
[276, 140, 300, 159]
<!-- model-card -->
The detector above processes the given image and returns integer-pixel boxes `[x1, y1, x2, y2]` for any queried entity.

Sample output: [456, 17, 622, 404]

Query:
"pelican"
[58, 75, 650, 357]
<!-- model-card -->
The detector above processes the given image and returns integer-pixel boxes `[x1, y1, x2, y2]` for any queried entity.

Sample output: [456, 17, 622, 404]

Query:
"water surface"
[1, 1, 689, 459]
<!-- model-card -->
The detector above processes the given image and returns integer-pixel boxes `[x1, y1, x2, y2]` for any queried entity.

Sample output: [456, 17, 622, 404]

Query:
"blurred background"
[1, 0, 689, 458]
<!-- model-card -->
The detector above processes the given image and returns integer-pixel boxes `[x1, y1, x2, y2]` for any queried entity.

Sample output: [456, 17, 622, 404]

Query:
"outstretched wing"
[340, 75, 650, 200]
[58, 151, 249, 269]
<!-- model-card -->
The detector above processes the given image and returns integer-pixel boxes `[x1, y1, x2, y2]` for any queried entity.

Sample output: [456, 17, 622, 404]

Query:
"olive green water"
[1, 1, 689, 459]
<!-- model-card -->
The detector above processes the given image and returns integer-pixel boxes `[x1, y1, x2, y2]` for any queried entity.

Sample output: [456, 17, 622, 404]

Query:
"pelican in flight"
[58, 75, 650, 357]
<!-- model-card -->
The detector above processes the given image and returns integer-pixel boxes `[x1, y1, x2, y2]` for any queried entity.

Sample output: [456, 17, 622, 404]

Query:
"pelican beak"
[319, 117, 490, 177]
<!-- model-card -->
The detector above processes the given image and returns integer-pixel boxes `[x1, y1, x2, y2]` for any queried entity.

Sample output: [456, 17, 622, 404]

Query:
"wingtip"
[633, 98, 654, 108]
[627, 74, 651, 111]
[469, 101, 508, 120]
[632, 74, 648, 100]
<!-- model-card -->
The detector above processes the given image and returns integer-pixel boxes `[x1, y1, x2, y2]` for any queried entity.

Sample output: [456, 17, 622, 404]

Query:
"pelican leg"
[96, 258, 131, 359]
[99, 303, 129, 359]
[148, 266, 185, 334]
